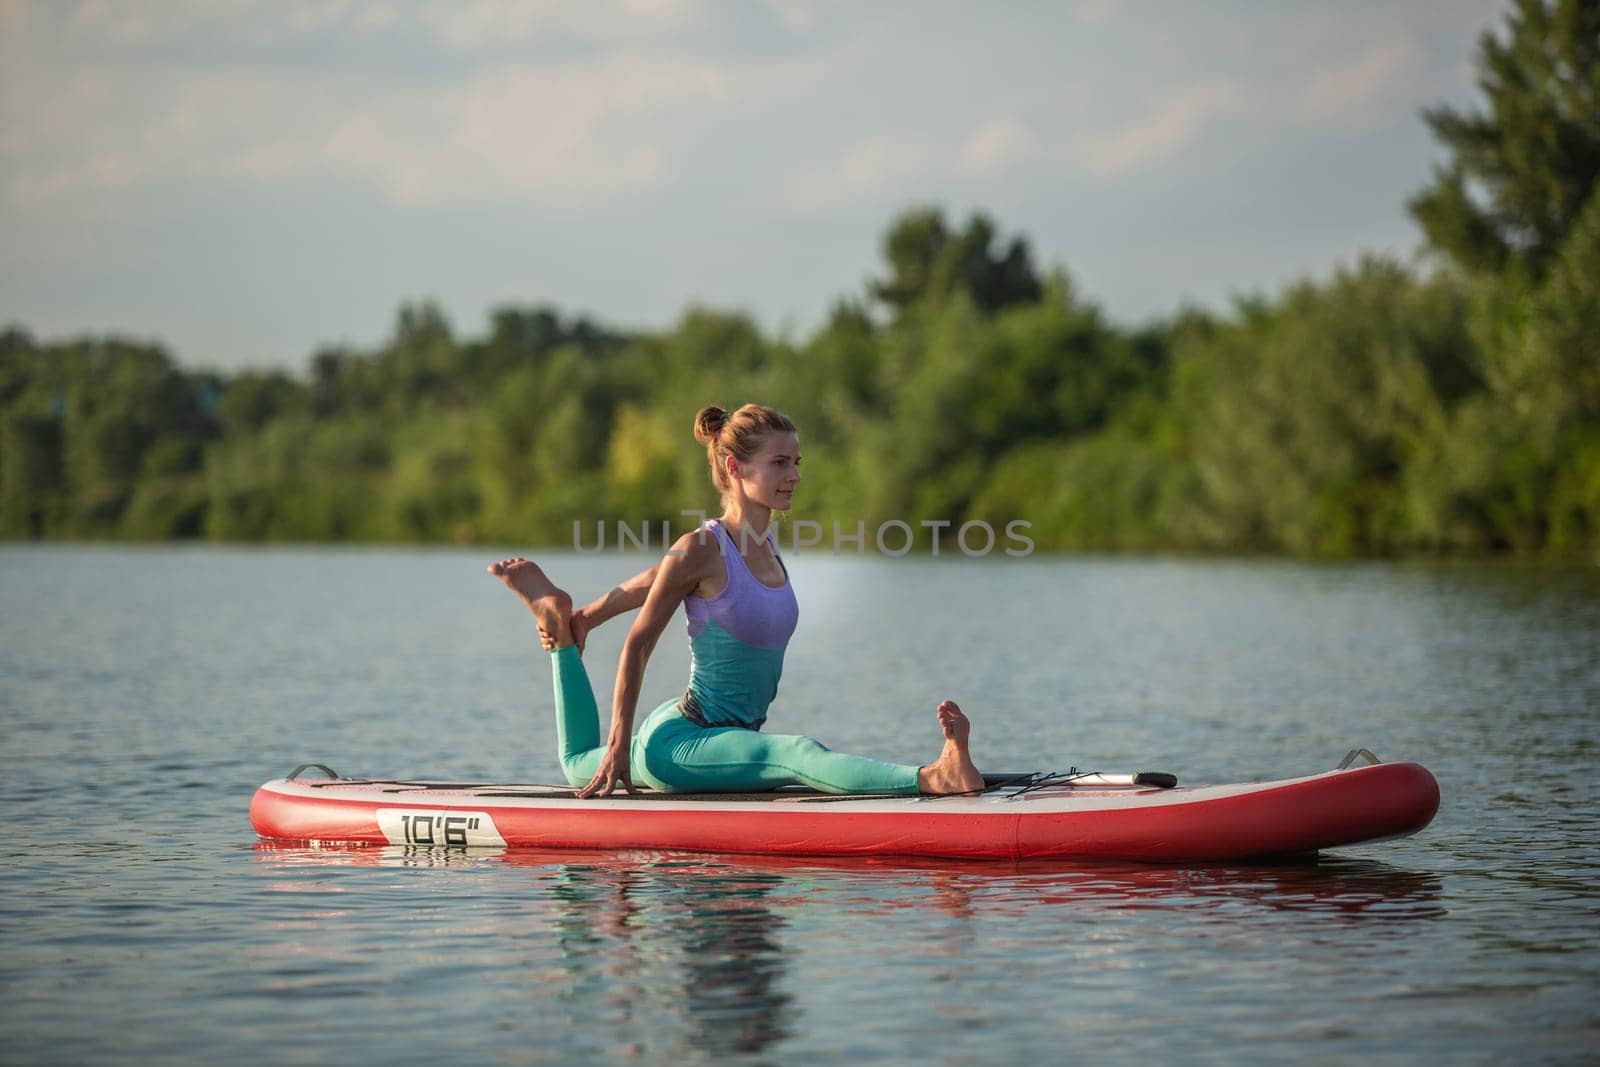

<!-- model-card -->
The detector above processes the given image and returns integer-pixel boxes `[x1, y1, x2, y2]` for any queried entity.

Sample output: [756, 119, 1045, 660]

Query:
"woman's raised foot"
[488, 558, 575, 647]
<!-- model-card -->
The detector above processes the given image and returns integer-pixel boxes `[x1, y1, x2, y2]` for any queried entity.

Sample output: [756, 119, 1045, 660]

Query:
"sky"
[1, 0, 1509, 372]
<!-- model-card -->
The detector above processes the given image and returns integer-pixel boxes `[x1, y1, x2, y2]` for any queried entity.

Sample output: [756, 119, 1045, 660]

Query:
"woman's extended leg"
[489, 558, 605, 786]
[639, 714, 917, 794]
[636, 700, 984, 795]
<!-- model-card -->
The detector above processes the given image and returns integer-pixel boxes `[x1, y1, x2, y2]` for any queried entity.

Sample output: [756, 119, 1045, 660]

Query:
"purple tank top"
[684, 521, 799, 650]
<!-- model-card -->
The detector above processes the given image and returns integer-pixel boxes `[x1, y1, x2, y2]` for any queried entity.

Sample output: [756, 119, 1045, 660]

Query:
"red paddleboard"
[250, 759, 1439, 863]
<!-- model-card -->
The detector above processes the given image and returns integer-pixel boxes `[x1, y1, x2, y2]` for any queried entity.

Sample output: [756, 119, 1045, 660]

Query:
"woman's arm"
[576, 533, 719, 798]
[538, 562, 661, 653]
[582, 562, 660, 625]
[574, 562, 661, 648]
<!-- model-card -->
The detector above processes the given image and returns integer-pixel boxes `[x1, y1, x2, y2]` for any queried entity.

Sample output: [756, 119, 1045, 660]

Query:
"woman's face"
[730, 431, 801, 510]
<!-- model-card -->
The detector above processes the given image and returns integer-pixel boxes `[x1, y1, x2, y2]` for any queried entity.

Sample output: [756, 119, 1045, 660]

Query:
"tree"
[871, 208, 1043, 316]
[1177, 260, 1474, 555]
[218, 371, 302, 436]
[0, 412, 64, 536]
[1408, 0, 1600, 278]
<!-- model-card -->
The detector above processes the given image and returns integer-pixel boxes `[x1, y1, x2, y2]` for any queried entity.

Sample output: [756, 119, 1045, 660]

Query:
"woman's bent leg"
[551, 644, 604, 786]
[638, 712, 920, 795]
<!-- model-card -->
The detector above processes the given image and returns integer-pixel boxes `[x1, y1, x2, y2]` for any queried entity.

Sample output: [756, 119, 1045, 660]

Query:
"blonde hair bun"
[693, 405, 729, 445]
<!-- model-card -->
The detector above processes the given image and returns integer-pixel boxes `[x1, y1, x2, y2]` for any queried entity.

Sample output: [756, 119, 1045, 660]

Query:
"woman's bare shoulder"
[668, 527, 721, 565]
[655, 526, 722, 585]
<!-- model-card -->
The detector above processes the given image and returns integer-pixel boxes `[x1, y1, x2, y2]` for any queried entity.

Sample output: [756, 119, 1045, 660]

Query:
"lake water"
[1, 546, 1596, 1064]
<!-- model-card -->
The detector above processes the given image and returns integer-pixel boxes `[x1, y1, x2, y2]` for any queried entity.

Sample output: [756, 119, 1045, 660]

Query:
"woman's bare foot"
[488, 557, 575, 648]
[917, 700, 985, 795]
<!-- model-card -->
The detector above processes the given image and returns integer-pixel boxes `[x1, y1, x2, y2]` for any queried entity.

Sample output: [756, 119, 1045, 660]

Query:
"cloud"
[6, 44, 737, 209]
[282, 0, 405, 37]
[620, 0, 691, 18]
[1078, 35, 1424, 184]
[411, 0, 696, 52]
[0, 0, 33, 38]
[425, 59, 691, 199]
[835, 134, 931, 193]
[1299, 39, 1422, 125]
[960, 116, 1036, 175]
[771, 132, 937, 217]
[63, 0, 212, 44]
[2, 63, 227, 207]
[761, 0, 816, 33]
[6, 153, 143, 207]
[252, 55, 715, 204]
[1087, 80, 1239, 179]
[1074, 0, 1117, 27]
[417, 0, 559, 51]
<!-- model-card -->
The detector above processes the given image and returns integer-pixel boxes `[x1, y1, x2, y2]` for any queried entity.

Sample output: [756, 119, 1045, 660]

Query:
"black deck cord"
[980, 768, 1105, 798]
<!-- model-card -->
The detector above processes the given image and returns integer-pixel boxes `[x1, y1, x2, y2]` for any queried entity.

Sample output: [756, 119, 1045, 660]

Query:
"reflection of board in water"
[252, 841, 1448, 922]
[250, 756, 1440, 863]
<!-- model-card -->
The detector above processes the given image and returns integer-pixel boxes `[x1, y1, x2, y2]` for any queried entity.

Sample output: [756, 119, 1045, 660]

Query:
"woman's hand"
[576, 740, 635, 798]
[539, 607, 591, 653]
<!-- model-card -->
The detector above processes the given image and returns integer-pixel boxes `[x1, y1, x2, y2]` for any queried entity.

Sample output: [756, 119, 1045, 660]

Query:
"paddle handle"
[1085, 772, 1178, 789]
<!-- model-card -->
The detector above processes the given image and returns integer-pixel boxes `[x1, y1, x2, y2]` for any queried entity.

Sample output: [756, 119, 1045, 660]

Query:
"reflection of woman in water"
[490, 403, 985, 798]
[547, 862, 796, 1057]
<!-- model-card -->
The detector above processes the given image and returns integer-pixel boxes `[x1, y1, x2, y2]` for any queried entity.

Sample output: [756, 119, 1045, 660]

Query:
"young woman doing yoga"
[488, 403, 984, 799]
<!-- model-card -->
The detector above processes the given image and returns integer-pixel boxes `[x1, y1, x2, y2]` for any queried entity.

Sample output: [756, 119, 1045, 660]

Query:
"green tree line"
[2, 0, 1595, 556]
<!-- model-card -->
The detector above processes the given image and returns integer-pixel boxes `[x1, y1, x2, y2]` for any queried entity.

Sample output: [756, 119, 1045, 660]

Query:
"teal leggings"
[549, 645, 921, 795]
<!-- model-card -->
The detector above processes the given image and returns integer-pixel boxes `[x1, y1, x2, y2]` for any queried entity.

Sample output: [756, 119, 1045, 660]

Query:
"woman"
[488, 403, 984, 799]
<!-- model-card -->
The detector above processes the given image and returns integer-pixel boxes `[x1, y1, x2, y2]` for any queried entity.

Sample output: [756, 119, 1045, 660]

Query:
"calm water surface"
[1, 546, 1596, 1064]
